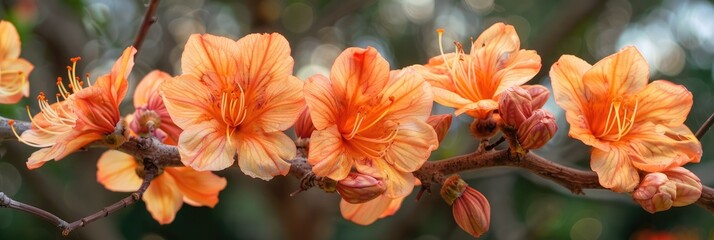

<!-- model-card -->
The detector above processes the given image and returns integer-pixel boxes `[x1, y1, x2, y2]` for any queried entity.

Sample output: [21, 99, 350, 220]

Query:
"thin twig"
[695, 112, 714, 140]
[485, 137, 506, 151]
[0, 192, 68, 228]
[132, 0, 160, 52]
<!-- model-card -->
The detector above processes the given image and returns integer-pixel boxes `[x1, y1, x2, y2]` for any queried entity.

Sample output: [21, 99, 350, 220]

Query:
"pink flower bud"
[632, 172, 677, 213]
[453, 187, 491, 238]
[337, 173, 386, 204]
[427, 114, 452, 143]
[522, 85, 549, 110]
[295, 108, 315, 139]
[516, 109, 557, 149]
[498, 86, 532, 127]
[663, 167, 702, 207]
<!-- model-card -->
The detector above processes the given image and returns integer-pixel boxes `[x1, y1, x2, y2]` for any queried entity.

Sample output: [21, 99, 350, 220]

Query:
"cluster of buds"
[440, 175, 491, 238]
[632, 167, 702, 213]
[498, 85, 557, 150]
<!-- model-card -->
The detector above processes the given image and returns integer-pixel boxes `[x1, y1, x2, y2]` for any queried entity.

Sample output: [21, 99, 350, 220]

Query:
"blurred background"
[0, 0, 713, 239]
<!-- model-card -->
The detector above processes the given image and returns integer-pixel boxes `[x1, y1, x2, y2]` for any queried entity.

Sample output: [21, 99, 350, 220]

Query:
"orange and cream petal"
[134, 70, 171, 107]
[626, 123, 702, 172]
[0, 20, 21, 60]
[243, 75, 304, 133]
[471, 23, 520, 57]
[634, 80, 693, 127]
[96, 150, 143, 192]
[0, 58, 33, 103]
[160, 75, 216, 129]
[383, 119, 438, 173]
[355, 158, 416, 198]
[330, 47, 390, 102]
[177, 121, 236, 171]
[563, 111, 610, 151]
[590, 146, 640, 192]
[380, 69, 433, 122]
[166, 167, 227, 207]
[340, 195, 403, 225]
[308, 125, 352, 180]
[432, 87, 473, 110]
[549, 55, 592, 115]
[235, 33, 294, 93]
[493, 49, 541, 96]
[236, 131, 295, 180]
[26, 132, 103, 169]
[455, 100, 498, 119]
[581, 46, 649, 99]
[107, 47, 136, 101]
[304, 74, 340, 130]
[181, 34, 240, 88]
[410, 63, 453, 91]
[143, 174, 183, 225]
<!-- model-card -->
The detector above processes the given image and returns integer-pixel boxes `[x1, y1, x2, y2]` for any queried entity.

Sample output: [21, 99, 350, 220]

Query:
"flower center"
[436, 29, 482, 101]
[597, 96, 639, 141]
[220, 85, 247, 144]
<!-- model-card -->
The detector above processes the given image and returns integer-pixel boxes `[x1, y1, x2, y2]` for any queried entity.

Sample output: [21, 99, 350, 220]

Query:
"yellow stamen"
[8, 120, 54, 148]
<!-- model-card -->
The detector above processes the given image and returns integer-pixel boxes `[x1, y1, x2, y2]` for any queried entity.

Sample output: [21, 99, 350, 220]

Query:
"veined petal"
[181, 34, 240, 89]
[355, 158, 415, 198]
[564, 111, 609, 151]
[634, 80, 693, 126]
[340, 195, 402, 225]
[236, 131, 295, 180]
[582, 46, 648, 99]
[472, 23, 520, 57]
[410, 63, 454, 92]
[383, 118, 438, 173]
[493, 49, 541, 96]
[143, 174, 183, 225]
[455, 100, 498, 119]
[432, 87, 473, 110]
[381, 68, 433, 122]
[243, 75, 304, 133]
[304, 74, 340, 130]
[27, 132, 103, 169]
[0, 59, 33, 103]
[96, 150, 143, 192]
[0, 20, 21, 60]
[108, 47, 136, 101]
[330, 47, 389, 103]
[134, 70, 171, 108]
[591, 146, 639, 192]
[160, 75, 215, 129]
[308, 125, 352, 180]
[235, 33, 294, 92]
[177, 121, 236, 171]
[549, 55, 592, 116]
[166, 167, 227, 207]
[626, 123, 702, 172]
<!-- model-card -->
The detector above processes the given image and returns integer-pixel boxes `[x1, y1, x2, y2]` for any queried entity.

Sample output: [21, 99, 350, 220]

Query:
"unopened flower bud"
[295, 108, 315, 139]
[130, 107, 162, 136]
[516, 109, 557, 149]
[663, 167, 702, 206]
[453, 187, 491, 238]
[498, 86, 532, 127]
[337, 173, 386, 204]
[522, 85, 549, 110]
[427, 114, 452, 143]
[632, 172, 676, 213]
[440, 175, 468, 205]
[469, 114, 499, 139]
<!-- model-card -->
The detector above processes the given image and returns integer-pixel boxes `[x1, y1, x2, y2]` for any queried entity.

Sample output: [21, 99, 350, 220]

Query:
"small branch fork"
[2, 108, 714, 235]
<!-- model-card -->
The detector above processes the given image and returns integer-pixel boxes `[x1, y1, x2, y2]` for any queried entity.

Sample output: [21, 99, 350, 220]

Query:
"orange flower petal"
[590, 146, 639, 192]
[236, 131, 295, 180]
[455, 99, 498, 119]
[340, 195, 402, 226]
[626, 123, 702, 172]
[383, 118, 438, 173]
[242, 75, 304, 133]
[0, 20, 21, 60]
[381, 68, 433, 121]
[356, 159, 416, 198]
[165, 168, 227, 207]
[108, 47, 136, 101]
[143, 174, 183, 225]
[177, 120, 236, 171]
[96, 150, 143, 192]
[493, 49, 541, 96]
[160, 75, 215, 129]
[634, 80, 693, 127]
[134, 70, 171, 108]
[304, 74, 341, 130]
[308, 125, 352, 180]
[549, 55, 592, 119]
[0, 58, 33, 103]
[581, 46, 648, 100]
[234, 33, 294, 93]
[26, 132, 103, 169]
[181, 34, 240, 89]
[432, 87, 473, 110]
[330, 47, 389, 102]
